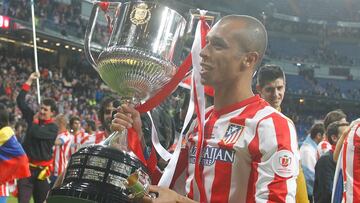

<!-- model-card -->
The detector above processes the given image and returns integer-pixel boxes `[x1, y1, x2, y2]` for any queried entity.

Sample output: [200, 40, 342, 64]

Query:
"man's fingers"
[121, 104, 140, 117]
[113, 113, 134, 125]
[110, 122, 130, 132]
[112, 117, 132, 128]
[148, 185, 161, 193]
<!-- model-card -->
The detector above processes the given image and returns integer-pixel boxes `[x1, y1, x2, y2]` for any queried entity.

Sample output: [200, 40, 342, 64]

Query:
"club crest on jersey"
[222, 123, 244, 144]
[272, 150, 297, 178]
[279, 155, 292, 167]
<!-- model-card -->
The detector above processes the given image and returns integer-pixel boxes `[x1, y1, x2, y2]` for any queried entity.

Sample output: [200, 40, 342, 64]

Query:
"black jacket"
[313, 151, 336, 203]
[17, 85, 58, 161]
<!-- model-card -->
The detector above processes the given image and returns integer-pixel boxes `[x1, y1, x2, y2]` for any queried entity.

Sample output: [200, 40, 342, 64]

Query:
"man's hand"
[139, 186, 197, 203]
[26, 72, 40, 86]
[111, 104, 145, 147]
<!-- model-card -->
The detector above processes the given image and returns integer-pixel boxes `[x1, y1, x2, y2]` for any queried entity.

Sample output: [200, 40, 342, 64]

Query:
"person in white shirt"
[300, 122, 325, 202]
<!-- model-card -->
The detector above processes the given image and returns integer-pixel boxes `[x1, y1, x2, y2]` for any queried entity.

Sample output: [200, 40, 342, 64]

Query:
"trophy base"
[48, 145, 149, 203]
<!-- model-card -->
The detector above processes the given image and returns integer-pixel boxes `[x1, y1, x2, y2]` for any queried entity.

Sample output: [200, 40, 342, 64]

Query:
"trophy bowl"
[48, 1, 186, 202]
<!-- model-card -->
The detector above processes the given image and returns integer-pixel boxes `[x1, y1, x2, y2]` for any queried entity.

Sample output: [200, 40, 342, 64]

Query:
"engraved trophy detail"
[48, 1, 186, 203]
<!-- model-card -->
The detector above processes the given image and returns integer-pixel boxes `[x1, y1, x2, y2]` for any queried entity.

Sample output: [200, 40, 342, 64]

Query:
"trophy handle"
[84, 2, 100, 69]
[84, 1, 122, 69]
[103, 129, 129, 152]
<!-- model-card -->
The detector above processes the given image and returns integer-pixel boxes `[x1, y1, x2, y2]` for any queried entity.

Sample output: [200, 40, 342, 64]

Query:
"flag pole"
[30, 0, 41, 104]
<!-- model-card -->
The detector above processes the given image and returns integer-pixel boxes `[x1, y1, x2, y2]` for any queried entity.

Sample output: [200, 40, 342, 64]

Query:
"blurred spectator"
[51, 114, 71, 186]
[313, 121, 349, 203]
[318, 110, 347, 157]
[300, 122, 325, 203]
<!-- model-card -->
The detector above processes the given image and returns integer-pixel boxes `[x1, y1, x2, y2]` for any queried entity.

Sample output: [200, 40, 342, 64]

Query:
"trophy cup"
[48, 1, 186, 202]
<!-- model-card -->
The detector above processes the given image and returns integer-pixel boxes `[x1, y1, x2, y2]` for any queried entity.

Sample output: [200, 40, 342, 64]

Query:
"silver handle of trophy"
[84, 2, 100, 69]
[103, 129, 129, 152]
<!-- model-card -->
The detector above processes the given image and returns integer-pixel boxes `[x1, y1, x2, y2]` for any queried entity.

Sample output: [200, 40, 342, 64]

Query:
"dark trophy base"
[48, 145, 148, 203]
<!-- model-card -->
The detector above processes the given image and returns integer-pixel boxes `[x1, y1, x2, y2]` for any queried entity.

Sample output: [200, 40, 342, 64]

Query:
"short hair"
[69, 116, 80, 127]
[56, 114, 68, 127]
[310, 123, 325, 139]
[221, 15, 268, 69]
[98, 97, 115, 125]
[43, 98, 58, 114]
[256, 65, 285, 87]
[323, 110, 347, 130]
[85, 119, 96, 132]
[15, 120, 27, 130]
[0, 103, 9, 129]
[326, 121, 349, 145]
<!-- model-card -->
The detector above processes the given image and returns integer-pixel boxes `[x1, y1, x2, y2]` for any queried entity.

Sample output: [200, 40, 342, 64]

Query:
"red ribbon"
[126, 54, 193, 178]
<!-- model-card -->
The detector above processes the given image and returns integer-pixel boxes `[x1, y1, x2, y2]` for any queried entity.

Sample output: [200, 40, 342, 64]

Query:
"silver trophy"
[48, 1, 186, 203]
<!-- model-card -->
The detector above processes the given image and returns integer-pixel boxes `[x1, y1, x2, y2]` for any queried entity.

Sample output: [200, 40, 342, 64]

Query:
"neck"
[213, 78, 253, 110]
[59, 127, 67, 132]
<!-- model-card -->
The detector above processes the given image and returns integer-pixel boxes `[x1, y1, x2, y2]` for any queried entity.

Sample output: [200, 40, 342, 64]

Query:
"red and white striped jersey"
[339, 121, 360, 203]
[80, 131, 107, 147]
[53, 131, 72, 176]
[176, 95, 299, 203]
[0, 183, 9, 196]
[70, 129, 89, 155]
[317, 140, 332, 157]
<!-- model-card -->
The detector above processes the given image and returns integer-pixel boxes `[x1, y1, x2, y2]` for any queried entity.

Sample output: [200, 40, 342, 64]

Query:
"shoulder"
[254, 107, 296, 133]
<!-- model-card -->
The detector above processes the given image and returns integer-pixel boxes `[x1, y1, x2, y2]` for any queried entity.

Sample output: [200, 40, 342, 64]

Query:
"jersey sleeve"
[57, 133, 70, 144]
[250, 113, 299, 203]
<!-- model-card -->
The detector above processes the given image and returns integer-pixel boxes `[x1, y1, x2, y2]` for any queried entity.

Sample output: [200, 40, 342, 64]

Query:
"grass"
[6, 196, 33, 203]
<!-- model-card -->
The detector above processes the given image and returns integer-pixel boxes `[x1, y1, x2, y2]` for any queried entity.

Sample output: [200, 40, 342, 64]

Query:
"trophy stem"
[103, 130, 129, 152]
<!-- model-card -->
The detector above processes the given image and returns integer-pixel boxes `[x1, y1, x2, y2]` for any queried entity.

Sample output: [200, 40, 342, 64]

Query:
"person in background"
[69, 116, 88, 154]
[300, 122, 325, 203]
[317, 110, 347, 157]
[256, 64, 285, 111]
[95, 97, 117, 142]
[80, 119, 97, 147]
[51, 114, 71, 186]
[14, 120, 27, 143]
[313, 121, 349, 203]
[16, 72, 58, 203]
[256, 64, 309, 203]
[0, 103, 30, 203]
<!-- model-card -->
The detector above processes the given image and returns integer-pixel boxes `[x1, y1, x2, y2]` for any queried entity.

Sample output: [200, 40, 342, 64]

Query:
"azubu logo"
[189, 146, 235, 166]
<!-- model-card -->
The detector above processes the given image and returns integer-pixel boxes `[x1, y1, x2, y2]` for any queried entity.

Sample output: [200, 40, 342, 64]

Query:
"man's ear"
[245, 52, 259, 68]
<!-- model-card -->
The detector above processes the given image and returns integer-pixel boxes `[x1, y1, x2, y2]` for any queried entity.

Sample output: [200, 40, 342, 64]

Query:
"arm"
[31, 123, 58, 140]
[334, 119, 360, 162]
[333, 131, 346, 162]
[140, 186, 198, 203]
[54, 138, 64, 146]
[254, 115, 299, 202]
[16, 72, 40, 125]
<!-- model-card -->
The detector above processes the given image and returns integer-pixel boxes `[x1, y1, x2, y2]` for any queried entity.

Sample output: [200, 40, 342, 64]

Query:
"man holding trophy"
[112, 15, 300, 202]
[49, 1, 299, 202]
